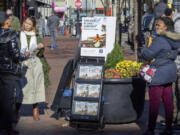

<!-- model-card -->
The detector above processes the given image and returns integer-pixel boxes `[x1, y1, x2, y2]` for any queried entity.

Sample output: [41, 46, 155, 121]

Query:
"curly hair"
[158, 17, 174, 31]
[22, 17, 38, 37]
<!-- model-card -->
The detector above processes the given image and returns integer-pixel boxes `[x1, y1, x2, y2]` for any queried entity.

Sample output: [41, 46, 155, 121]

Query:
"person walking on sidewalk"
[141, 17, 180, 135]
[6, 9, 21, 31]
[47, 10, 59, 50]
[0, 11, 28, 135]
[38, 14, 45, 39]
[45, 16, 50, 36]
[16, 17, 46, 121]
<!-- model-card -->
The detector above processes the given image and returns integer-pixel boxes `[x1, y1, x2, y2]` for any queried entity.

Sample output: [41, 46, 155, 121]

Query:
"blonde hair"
[22, 17, 38, 37]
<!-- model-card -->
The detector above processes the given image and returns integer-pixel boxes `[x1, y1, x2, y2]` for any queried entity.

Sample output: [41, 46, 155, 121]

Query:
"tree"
[116, 0, 126, 43]
[116, 0, 120, 42]
[134, 0, 138, 61]
[100, 0, 110, 16]
[143, 0, 154, 14]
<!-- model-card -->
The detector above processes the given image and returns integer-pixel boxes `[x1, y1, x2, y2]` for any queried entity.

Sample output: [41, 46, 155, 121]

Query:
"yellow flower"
[115, 60, 142, 78]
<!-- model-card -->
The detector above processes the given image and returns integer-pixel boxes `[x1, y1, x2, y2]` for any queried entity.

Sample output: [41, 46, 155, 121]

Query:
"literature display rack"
[70, 57, 105, 129]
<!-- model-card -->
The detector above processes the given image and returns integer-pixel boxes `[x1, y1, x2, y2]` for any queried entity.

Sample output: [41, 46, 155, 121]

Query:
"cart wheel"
[99, 115, 105, 129]
[55, 109, 62, 120]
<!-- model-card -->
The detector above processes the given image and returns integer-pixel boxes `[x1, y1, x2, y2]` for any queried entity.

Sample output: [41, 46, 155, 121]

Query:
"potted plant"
[103, 43, 146, 124]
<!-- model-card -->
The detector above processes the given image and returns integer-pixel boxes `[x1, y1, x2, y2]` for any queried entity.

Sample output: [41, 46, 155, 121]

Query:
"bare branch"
[100, 0, 105, 8]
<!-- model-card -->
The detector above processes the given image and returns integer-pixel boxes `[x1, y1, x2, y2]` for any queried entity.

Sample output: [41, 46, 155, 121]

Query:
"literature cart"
[70, 57, 105, 129]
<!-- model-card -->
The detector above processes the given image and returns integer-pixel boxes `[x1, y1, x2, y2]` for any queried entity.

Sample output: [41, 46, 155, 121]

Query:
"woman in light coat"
[17, 17, 45, 120]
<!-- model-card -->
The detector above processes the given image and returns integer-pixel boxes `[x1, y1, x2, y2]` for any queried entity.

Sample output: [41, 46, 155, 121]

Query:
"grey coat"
[141, 31, 180, 86]
[47, 15, 59, 31]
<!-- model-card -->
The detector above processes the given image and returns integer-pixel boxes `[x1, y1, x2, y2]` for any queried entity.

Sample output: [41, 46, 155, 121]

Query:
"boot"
[33, 107, 40, 121]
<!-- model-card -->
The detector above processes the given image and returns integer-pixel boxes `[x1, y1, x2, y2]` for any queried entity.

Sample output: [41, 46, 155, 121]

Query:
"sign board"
[81, 17, 116, 58]
[75, 0, 82, 8]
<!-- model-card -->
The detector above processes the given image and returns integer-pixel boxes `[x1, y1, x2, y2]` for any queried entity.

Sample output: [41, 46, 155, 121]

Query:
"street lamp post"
[112, 0, 114, 16]
[119, 0, 122, 45]
[76, 8, 81, 38]
[138, 0, 142, 49]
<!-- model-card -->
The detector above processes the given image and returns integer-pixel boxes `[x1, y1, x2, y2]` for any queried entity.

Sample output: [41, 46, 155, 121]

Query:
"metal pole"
[119, 0, 122, 45]
[76, 8, 81, 38]
[124, 0, 127, 29]
[112, 1, 114, 16]
[86, 0, 87, 16]
[138, 0, 142, 49]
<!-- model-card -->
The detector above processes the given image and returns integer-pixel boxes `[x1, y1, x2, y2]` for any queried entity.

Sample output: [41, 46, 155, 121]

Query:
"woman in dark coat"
[0, 11, 28, 135]
[141, 17, 180, 135]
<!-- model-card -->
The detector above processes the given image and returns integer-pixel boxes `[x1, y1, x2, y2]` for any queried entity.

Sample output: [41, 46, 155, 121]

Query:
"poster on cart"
[81, 17, 116, 57]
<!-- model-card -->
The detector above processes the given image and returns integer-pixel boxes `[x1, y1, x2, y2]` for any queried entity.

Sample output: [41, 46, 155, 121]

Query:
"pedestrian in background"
[0, 11, 28, 135]
[60, 17, 64, 35]
[141, 17, 180, 135]
[16, 17, 45, 121]
[47, 10, 59, 50]
[163, 7, 180, 125]
[38, 14, 45, 39]
[6, 9, 21, 31]
[45, 16, 50, 36]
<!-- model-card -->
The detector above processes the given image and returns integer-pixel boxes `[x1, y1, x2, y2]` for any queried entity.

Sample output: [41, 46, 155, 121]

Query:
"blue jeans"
[50, 29, 58, 47]
[60, 26, 65, 35]
[38, 27, 43, 39]
[45, 25, 50, 36]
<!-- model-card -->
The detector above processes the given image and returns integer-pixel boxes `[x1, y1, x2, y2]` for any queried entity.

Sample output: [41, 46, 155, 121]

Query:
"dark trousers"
[0, 77, 17, 130]
[148, 84, 173, 131]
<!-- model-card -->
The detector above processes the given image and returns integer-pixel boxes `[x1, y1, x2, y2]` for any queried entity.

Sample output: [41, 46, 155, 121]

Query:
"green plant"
[105, 42, 124, 69]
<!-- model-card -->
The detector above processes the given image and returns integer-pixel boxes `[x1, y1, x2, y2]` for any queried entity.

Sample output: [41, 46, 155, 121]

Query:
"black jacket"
[0, 28, 27, 76]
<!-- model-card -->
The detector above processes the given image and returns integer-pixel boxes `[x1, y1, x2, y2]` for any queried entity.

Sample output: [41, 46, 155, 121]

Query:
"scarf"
[20, 31, 37, 54]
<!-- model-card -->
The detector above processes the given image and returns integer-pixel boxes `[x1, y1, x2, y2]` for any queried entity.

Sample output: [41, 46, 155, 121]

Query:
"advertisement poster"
[81, 17, 116, 57]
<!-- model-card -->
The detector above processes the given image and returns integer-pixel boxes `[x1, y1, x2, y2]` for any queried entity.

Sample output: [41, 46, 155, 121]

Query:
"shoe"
[160, 129, 172, 135]
[33, 107, 40, 121]
[53, 44, 57, 49]
[142, 130, 154, 135]
[50, 47, 54, 50]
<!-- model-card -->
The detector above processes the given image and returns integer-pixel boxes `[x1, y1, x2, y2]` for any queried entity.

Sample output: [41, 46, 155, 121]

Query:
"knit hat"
[0, 11, 8, 26]
[164, 8, 173, 16]
[154, 2, 168, 18]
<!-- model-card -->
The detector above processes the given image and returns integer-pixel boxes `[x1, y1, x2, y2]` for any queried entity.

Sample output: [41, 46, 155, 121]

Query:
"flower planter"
[103, 77, 146, 124]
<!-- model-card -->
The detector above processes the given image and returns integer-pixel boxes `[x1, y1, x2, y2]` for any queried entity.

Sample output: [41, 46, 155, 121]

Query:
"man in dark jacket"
[47, 10, 59, 50]
[0, 11, 28, 135]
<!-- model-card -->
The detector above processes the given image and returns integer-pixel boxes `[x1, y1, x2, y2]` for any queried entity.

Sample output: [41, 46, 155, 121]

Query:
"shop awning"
[35, 0, 52, 8]
[54, 7, 66, 12]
